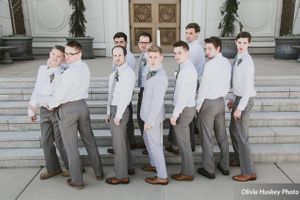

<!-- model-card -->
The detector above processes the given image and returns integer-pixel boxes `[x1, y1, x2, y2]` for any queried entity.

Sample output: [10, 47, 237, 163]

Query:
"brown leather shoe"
[165, 145, 179, 155]
[61, 170, 70, 177]
[145, 176, 168, 185]
[141, 165, 157, 172]
[171, 173, 193, 181]
[230, 160, 240, 167]
[40, 169, 62, 180]
[67, 179, 84, 190]
[105, 177, 129, 185]
[232, 174, 257, 182]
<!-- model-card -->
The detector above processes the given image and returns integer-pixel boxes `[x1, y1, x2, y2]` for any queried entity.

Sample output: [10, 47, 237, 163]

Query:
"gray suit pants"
[173, 106, 196, 176]
[57, 100, 103, 185]
[229, 97, 255, 175]
[198, 98, 229, 174]
[110, 105, 133, 179]
[40, 107, 68, 172]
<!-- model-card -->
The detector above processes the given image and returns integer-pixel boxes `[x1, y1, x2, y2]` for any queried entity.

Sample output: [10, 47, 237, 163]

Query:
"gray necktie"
[108, 70, 119, 105]
[230, 57, 237, 88]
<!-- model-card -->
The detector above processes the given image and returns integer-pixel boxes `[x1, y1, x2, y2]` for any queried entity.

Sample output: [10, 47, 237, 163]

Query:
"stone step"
[1, 98, 300, 115]
[0, 86, 300, 101]
[0, 143, 299, 167]
[0, 112, 300, 131]
[0, 76, 300, 87]
[0, 127, 299, 149]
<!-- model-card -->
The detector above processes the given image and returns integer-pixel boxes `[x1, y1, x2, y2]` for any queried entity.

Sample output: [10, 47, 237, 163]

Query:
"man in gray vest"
[170, 41, 197, 181]
[105, 46, 136, 185]
[196, 36, 231, 179]
[140, 46, 169, 185]
[48, 40, 103, 190]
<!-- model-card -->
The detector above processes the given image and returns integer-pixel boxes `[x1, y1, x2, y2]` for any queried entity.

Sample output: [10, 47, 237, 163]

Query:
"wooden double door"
[130, 0, 180, 52]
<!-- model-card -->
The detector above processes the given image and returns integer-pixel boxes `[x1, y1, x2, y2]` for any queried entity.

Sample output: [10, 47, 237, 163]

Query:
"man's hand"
[170, 116, 178, 126]
[227, 99, 234, 109]
[114, 117, 121, 126]
[30, 115, 37, 123]
[105, 115, 110, 124]
[233, 109, 242, 120]
[144, 123, 151, 131]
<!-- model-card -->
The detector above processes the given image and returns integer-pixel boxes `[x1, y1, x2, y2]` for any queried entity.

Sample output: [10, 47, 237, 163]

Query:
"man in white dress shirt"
[48, 40, 103, 190]
[228, 32, 257, 182]
[105, 46, 136, 185]
[136, 32, 152, 153]
[28, 45, 68, 180]
[170, 41, 197, 181]
[107, 32, 137, 155]
[140, 46, 169, 185]
[196, 37, 230, 179]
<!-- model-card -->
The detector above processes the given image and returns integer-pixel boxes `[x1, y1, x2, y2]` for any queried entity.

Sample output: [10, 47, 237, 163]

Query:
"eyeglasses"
[64, 52, 80, 56]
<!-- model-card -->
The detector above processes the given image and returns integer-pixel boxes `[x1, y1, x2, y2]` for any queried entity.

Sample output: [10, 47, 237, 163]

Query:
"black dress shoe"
[128, 168, 135, 175]
[217, 164, 230, 175]
[107, 148, 114, 154]
[197, 167, 215, 179]
[165, 145, 179, 155]
[142, 149, 148, 155]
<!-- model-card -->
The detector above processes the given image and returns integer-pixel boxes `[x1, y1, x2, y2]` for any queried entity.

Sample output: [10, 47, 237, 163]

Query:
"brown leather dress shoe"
[232, 174, 257, 182]
[105, 177, 129, 185]
[230, 160, 240, 167]
[141, 165, 157, 172]
[61, 170, 70, 177]
[145, 176, 168, 185]
[40, 169, 62, 180]
[171, 173, 194, 181]
[67, 179, 84, 190]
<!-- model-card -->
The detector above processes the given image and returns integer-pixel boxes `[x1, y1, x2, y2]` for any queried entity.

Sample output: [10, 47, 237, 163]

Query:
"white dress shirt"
[196, 53, 231, 109]
[232, 52, 256, 110]
[172, 59, 198, 117]
[107, 63, 135, 119]
[112, 49, 136, 71]
[188, 39, 206, 77]
[48, 60, 90, 108]
[29, 65, 62, 116]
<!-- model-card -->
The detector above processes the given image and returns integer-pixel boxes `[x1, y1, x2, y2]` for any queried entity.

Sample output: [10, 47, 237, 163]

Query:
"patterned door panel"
[130, 0, 180, 53]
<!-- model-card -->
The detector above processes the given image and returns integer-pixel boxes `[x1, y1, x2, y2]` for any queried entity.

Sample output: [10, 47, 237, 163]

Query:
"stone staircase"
[0, 76, 300, 167]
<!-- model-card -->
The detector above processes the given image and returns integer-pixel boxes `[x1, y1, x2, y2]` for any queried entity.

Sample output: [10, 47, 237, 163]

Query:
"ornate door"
[130, 0, 180, 52]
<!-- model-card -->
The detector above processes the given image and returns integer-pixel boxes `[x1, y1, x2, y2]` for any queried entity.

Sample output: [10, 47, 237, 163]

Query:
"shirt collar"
[116, 62, 127, 72]
[149, 64, 162, 72]
[237, 51, 248, 59]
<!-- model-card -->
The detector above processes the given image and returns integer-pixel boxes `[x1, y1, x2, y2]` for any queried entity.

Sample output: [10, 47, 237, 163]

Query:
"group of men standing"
[28, 22, 257, 190]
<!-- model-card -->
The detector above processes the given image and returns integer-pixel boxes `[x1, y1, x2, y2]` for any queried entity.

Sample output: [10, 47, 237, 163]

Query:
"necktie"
[173, 65, 181, 102]
[108, 70, 119, 105]
[138, 54, 147, 86]
[230, 57, 237, 88]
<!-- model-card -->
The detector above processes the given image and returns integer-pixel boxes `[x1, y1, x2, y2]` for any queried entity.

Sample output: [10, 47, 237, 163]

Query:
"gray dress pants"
[40, 107, 68, 172]
[198, 98, 229, 174]
[173, 106, 196, 176]
[110, 105, 133, 179]
[229, 97, 255, 175]
[57, 100, 103, 185]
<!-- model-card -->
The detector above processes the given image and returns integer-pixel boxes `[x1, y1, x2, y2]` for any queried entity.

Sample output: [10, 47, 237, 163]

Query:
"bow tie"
[147, 71, 157, 80]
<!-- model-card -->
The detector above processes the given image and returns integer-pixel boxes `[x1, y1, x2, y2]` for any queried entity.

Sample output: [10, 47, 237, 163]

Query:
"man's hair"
[53, 45, 65, 53]
[236, 31, 252, 43]
[204, 36, 222, 51]
[185, 23, 200, 32]
[113, 32, 127, 42]
[66, 40, 82, 51]
[173, 40, 189, 51]
[138, 32, 152, 43]
[148, 45, 162, 54]
[112, 45, 127, 56]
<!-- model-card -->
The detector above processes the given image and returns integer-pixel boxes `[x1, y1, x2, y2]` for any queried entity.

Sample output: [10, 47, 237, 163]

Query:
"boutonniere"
[237, 58, 243, 66]
[147, 71, 157, 80]
[49, 72, 55, 83]
[61, 66, 69, 73]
